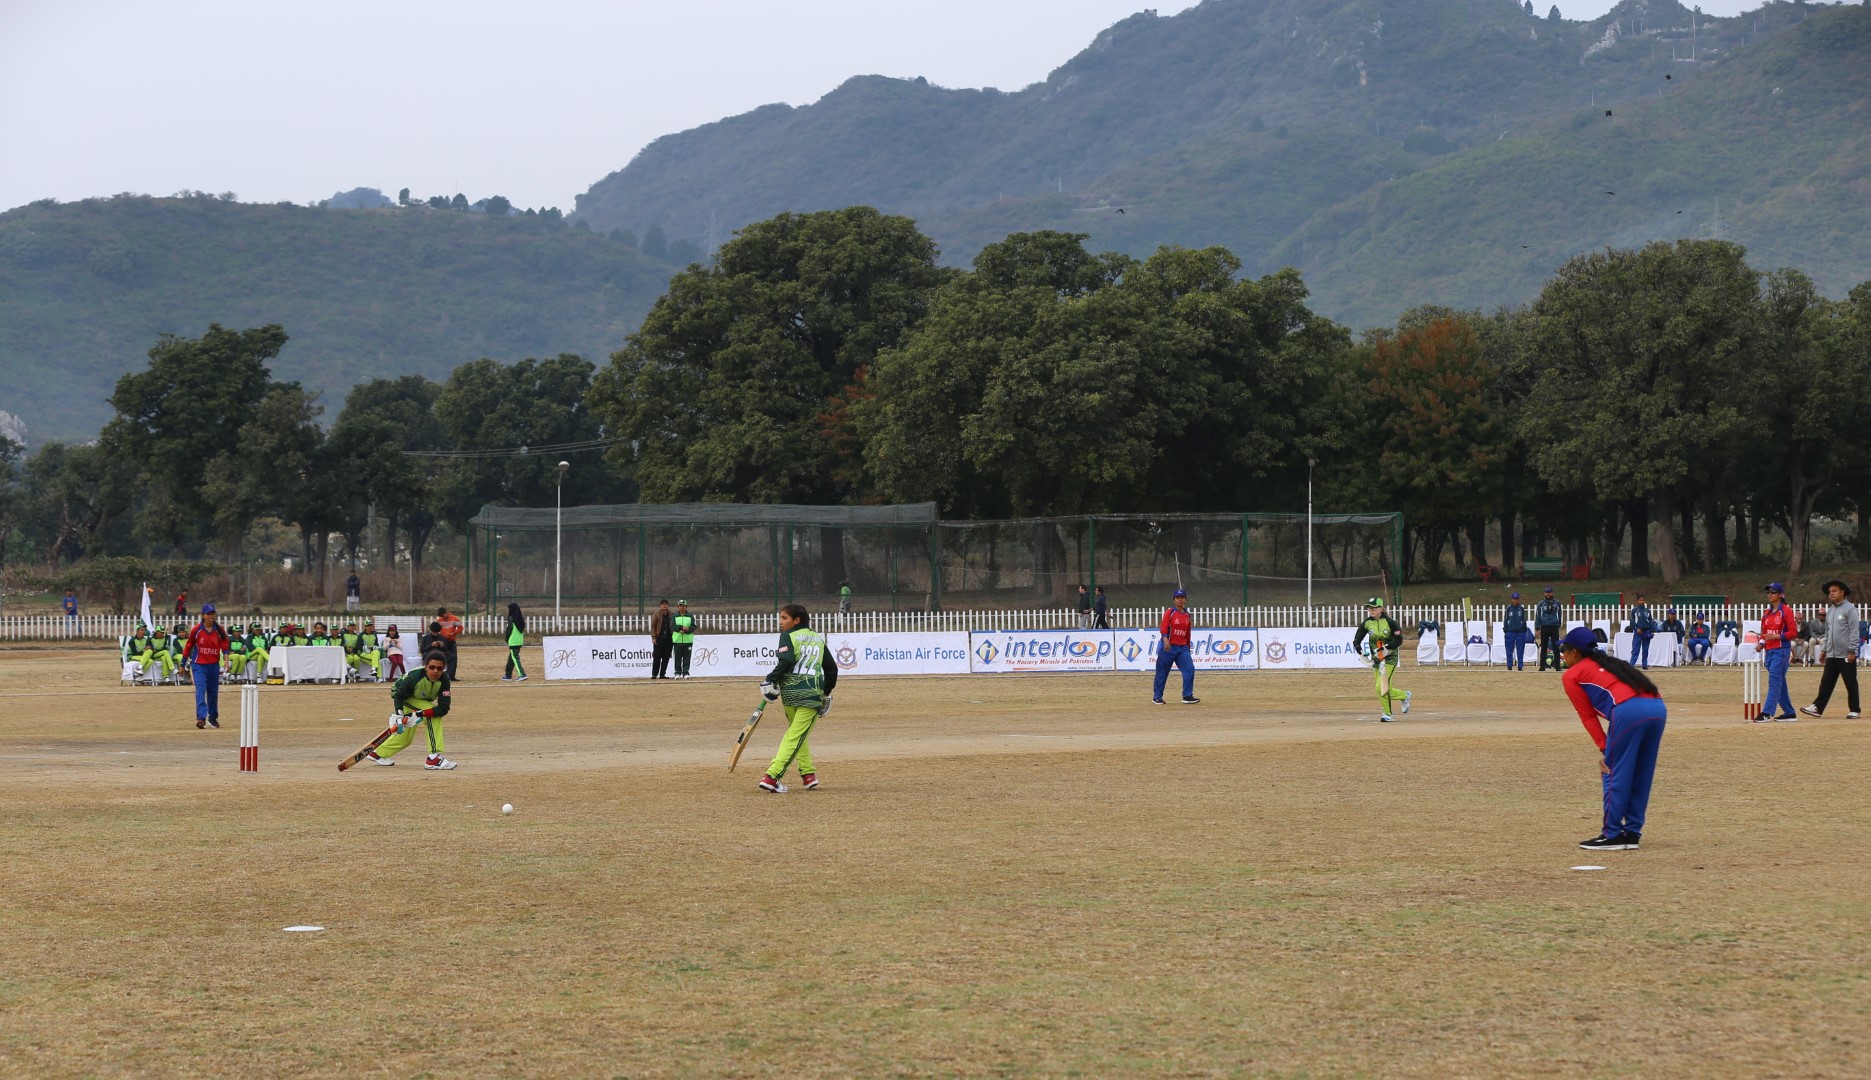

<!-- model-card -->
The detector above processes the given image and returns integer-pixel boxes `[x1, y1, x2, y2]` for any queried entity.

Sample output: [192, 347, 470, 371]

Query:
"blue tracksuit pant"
[1505, 631, 1530, 669]
[1762, 647, 1794, 717]
[1153, 643, 1194, 701]
[192, 661, 221, 721]
[1600, 696, 1666, 838]
[1629, 633, 1651, 667]
[1687, 639, 1709, 663]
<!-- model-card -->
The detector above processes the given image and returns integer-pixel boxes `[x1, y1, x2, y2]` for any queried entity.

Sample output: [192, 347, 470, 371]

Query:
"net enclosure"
[466, 504, 1403, 613]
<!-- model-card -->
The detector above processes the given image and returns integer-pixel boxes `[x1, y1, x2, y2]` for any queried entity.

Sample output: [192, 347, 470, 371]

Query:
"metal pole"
[556, 461, 568, 616]
[1306, 459, 1315, 624]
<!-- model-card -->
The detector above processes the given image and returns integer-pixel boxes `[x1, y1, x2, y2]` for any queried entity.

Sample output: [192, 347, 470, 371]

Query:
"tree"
[1547, 5, 1562, 22]
[398, 187, 411, 206]
[450, 193, 469, 211]
[100, 324, 285, 550]
[591, 207, 946, 507]
[1520, 241, 1757, 583]
[1765, 274, 1871, 572]
[330, 375, 444, 569]
[482, 195, 512, 217]
[666, 237, 703, 266]
[0, 436, 19, 596]
[433, 355, 620, 532]
[640, 224, 668, 260]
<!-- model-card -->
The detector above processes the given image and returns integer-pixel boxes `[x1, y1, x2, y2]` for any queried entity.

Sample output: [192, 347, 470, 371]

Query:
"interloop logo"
[975, 639, 999, 665]
[1118, 636, 1143, 663]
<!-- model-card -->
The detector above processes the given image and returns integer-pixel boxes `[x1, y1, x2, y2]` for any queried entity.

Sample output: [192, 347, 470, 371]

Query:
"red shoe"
[800, 773, 819, 790]
[758, 775, 787, 793]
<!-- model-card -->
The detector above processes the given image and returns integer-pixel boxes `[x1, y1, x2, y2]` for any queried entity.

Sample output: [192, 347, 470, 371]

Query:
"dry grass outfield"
[3, 647, 1869, 1078]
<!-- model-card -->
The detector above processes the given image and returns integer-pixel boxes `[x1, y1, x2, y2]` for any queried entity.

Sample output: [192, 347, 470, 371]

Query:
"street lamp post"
[556, 461, 569, 617]
[1306, 457, 1316, 625]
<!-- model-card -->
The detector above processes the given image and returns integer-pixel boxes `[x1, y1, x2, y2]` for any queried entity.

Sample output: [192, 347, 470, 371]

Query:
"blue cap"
[1511, 592, 1520, 599]
[1172, 588, 1187, 598]
[1695, 612, 1706, 619]
[1766, 582, 1785, 593]
[1544, 586, 1554, 593]
[1561, 627, 1599, 653]
[201, 602, 216, 614]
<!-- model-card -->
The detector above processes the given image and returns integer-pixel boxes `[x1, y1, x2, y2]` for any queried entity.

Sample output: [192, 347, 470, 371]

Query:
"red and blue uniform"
[1758, 602, 1799, 718]
[1562, 656, 1666, 841]
[1153, 605, 1195, 703]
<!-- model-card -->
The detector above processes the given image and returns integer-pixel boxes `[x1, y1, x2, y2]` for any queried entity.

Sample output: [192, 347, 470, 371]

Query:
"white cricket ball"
[501, 803, 513, 815]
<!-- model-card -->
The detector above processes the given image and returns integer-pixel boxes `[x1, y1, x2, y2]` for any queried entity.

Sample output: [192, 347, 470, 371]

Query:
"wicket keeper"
[366, 650, 457, 770]
[1351, 597, 1411, 722]
[757, 604, 838, 793]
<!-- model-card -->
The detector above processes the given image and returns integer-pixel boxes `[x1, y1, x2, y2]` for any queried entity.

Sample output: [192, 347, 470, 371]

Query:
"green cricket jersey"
[766, 625, 839, 710]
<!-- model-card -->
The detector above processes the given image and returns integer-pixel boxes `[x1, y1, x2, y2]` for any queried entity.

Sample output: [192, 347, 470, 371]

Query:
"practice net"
[467, 505, 1402, 613]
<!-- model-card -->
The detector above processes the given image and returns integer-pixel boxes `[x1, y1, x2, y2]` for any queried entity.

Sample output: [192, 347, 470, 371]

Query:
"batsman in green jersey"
[757, 603, 839, 793]
[1350, 596, 1412, 723]
[366, 650, 457, 769]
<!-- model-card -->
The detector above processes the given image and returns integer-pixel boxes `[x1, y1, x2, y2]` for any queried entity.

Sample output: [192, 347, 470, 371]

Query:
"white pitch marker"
[1570, 865, 1608, 872]
[282, 925, 326, 932]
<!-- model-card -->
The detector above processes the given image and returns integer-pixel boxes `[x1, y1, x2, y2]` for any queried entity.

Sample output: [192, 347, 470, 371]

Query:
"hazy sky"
[0, 0, 1768, 215]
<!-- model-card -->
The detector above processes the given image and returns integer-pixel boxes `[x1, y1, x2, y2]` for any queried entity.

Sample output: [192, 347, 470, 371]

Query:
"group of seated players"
[119, 620, 409, 685]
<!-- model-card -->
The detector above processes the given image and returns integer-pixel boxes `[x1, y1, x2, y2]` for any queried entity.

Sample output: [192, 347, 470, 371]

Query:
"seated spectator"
[1660, 608, 1686, 662]
[1687, 614, 1712, 665]
[384, 624, 407, 678]
[306, 622, 333, 647]
[147, 627, 178, 682]
[1795, 615, 1821, 665]
[122, 626, 154, 682]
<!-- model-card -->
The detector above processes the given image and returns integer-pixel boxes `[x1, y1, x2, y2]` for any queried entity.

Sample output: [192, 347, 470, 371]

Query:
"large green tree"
[329, 375, 445, 569]
[1767, 274, 1871, 572]
[100, 324, 286, 550]
[1520, 240, 1757, 584]
[589, 207, 948, 507]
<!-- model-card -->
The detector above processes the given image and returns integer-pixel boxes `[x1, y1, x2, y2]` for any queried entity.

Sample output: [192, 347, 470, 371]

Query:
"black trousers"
[1812, 657, 1860, 713]
[1537, 627, 1561, 670]
[652, 639, 672, 679]
[673, 642, 692, 676]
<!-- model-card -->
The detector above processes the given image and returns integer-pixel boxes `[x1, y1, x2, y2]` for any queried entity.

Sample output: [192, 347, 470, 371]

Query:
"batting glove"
[759, 681, 781, 702]
[390, 711, 409, 733]
[817, 695, 833, 718]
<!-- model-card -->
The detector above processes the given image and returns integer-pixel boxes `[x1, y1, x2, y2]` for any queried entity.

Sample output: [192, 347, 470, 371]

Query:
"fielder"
[1152, 588, 1199, 705]
[365, 651, 457, 770]
[1351, 597, 1411, 722]
[1558, 626, 1666, 851]
[757, 604, 838, 793]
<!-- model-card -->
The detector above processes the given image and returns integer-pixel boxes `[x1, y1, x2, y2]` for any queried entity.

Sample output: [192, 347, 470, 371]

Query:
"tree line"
[3, 206, 1868, 596]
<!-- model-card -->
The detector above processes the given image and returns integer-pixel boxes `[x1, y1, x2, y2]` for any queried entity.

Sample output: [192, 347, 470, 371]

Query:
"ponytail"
[1586, 648, 1660, 696]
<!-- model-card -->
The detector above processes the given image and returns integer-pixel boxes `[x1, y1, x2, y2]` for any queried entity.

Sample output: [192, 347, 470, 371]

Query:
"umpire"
[1803, 580, 1861, 718]
[1535, 587, 1564, 671]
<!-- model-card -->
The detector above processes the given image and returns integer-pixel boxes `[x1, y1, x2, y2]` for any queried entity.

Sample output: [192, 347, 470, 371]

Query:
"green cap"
[1366, 596, 1385, 607]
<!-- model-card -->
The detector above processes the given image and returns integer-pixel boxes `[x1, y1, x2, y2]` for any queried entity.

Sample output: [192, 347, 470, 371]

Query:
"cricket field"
[3, 646, 1868, 1077]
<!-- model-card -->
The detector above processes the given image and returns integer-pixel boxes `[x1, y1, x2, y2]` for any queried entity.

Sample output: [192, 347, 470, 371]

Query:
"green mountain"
[573, 0, 1869, 328]
[0, 196, 674, 440]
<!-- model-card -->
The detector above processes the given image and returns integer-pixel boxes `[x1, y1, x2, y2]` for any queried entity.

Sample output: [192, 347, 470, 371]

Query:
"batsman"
[1351, 596, 1412, 723]
[756, 603, 839, 793]
[366, 650, 457, 770]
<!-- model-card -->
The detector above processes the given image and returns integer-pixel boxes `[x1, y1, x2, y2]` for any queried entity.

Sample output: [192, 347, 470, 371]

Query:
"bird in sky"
[1605, 109, 1614, 117]
[1605, 190, 1617, 195]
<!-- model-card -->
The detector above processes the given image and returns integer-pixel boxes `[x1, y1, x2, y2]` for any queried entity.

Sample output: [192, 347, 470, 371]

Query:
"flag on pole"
[139, 582, 154, 631]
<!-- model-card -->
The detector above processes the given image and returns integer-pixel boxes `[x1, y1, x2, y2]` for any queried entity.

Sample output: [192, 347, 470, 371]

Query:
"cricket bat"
[338, 713, 422, 772]
[728, 699, 768, 773]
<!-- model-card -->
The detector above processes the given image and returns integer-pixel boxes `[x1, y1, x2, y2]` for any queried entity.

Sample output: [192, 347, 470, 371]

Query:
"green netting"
[465, 505, 1401, 613]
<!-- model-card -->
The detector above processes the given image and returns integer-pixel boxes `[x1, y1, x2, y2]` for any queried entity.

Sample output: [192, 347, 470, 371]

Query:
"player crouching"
[756, 604, 838, 793]
[366, 651, 457, 770]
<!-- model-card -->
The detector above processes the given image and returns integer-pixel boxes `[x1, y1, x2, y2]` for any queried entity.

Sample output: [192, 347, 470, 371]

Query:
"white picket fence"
[0, 602, 1832, 642]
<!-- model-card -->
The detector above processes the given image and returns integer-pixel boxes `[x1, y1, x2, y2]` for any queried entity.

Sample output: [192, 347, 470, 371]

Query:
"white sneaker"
[1849, 711, 1862, 719]
[1402, 691, 1413, 715]
[368, 752, 394, 766]
[1801, 704, 1821, 717]
[424, 755, 458, 770]
[1380, 713, 1395, 723]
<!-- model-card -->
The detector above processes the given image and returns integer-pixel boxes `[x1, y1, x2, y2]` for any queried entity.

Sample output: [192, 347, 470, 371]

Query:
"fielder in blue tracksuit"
[1503, 593, 1531, 670]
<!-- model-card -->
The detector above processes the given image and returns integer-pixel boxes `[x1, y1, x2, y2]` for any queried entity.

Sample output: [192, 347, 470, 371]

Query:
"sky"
[0, 0, 1770, 215]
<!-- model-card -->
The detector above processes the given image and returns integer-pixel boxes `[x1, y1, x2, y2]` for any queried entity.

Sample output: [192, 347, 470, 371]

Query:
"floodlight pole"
[556, 461, 570, 617]
[1306, 457, 1315, 626]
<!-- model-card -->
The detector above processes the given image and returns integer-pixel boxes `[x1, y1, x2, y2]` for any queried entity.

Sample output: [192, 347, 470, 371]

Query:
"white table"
[267, 645, 349, 684]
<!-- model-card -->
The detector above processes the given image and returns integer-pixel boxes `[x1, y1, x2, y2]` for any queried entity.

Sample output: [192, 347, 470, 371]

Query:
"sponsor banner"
[968, 630, 1115, 673]
[1113, 628, 1261, 671]
[828, 632, 971, 676]
[543, 635, 655, 680]
[1256, 627, 1367, 669]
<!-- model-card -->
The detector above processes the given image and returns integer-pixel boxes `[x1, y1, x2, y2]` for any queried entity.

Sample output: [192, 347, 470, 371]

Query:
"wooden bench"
[1521, 557, 1565, 578]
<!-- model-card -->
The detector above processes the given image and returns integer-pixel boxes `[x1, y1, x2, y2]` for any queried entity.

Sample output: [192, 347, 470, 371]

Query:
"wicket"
[239, 684, 259, 772]
[1742, 658, 1762, 721]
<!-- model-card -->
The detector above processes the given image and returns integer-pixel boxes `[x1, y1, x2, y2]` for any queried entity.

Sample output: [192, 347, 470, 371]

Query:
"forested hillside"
[0, 195, 674, 439]
[575, 0, 1868, 328]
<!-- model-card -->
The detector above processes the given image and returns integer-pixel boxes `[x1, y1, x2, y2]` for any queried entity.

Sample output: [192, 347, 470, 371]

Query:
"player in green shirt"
[671, 600, 696, 679]
[756, 604, 840, 793]
[365, 651, 457, 770]
[501, 603, 528, 681]
[1350, 596, 1412, 723]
